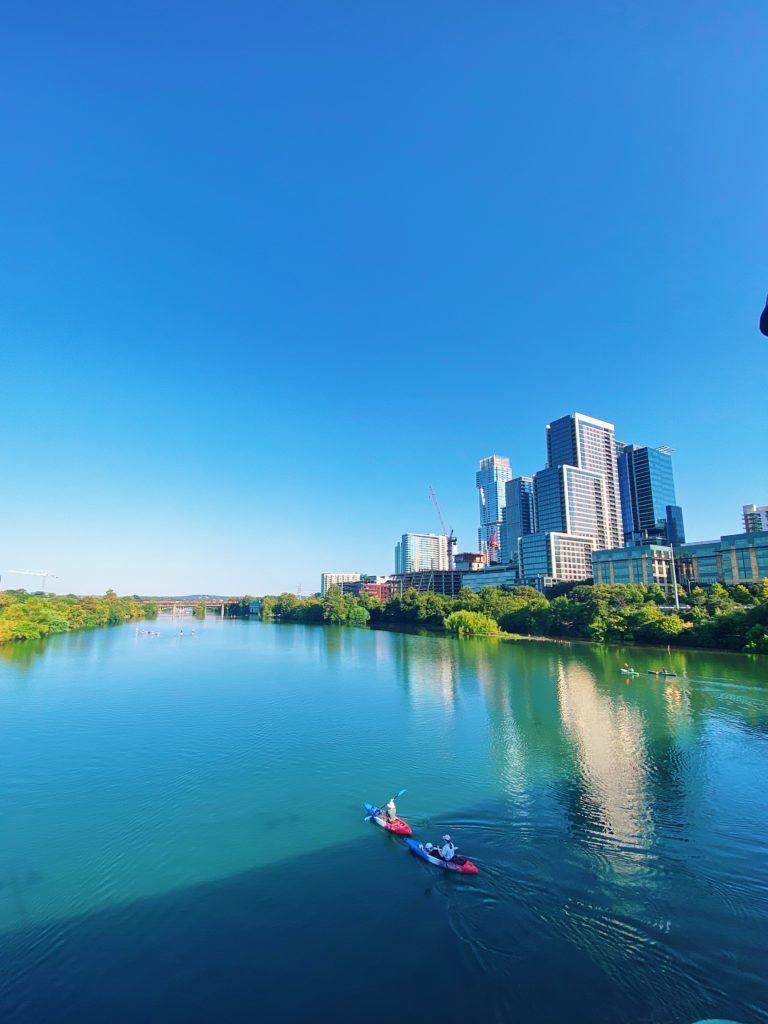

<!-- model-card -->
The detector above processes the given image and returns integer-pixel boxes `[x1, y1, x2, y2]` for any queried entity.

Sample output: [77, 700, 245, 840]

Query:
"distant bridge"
[143, 598, 234, 617]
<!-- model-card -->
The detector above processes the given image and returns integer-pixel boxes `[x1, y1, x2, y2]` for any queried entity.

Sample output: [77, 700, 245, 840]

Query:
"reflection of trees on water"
[0, 638, 49, 672]
[0, 627, 120, 673]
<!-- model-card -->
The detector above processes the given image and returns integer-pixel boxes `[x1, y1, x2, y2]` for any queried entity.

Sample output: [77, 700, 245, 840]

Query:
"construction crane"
[2, 569, 59, 593]
[488, 527, 500, 563]
[428, 485, 457, 570]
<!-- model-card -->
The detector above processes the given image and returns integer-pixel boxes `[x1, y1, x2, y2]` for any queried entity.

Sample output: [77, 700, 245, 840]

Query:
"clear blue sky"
[1, 1, 766, 596]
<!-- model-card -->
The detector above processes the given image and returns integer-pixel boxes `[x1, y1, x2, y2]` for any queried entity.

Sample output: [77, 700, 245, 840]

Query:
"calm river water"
[0, 618, 766, 1023]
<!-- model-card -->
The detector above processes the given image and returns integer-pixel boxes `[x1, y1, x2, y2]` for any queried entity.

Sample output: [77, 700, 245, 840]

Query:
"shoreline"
[329, 620, 767, 659]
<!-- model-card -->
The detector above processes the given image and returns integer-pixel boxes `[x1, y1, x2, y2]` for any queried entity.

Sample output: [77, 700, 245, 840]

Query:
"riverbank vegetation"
[258, 581, 768, 654]
[0, 591, 157, 643]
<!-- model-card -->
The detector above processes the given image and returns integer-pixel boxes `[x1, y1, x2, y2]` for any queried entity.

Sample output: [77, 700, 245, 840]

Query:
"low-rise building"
[459, 565, 520, 592]
[592, 544, 674, 588]
[677, 531, 768, 586]
[454, 552, 486, 573]
[520, 531, 595, 583]
[340, 579, 393, 600]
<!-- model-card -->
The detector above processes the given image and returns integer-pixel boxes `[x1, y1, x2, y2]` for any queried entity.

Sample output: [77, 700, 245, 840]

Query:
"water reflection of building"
[474, 645, 569, 804]
[556, 660, 651, 851]
[390, 632, 460, 711]
[662, 680, 693, 738]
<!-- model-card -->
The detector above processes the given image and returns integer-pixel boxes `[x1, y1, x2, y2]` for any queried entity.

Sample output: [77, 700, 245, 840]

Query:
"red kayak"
[364, 802, 413, 836]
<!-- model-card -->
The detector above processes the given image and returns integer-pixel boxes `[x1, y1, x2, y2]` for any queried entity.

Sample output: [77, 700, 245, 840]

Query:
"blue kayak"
[404, 838, 478, 875]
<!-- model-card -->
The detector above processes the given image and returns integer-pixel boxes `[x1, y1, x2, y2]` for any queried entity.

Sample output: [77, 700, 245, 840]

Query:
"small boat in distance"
[648, 669, 677, 677]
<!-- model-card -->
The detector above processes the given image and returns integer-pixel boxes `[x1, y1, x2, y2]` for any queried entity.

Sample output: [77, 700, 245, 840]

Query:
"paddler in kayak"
[426, 835, 457, 862]
[384, 796, 398, 823]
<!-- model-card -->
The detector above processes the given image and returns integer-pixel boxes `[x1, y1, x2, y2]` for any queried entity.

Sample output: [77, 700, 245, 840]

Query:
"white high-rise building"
[743, 504, 768, 533]
[321, 573, 361, 596]
[395, 533, 449, 574]
[476, 455, 512, 562]
[545, 412, 624, 551]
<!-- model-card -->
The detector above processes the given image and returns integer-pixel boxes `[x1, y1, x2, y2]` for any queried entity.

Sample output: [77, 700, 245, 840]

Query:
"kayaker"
[440, 835, 456, 862]
[385, 797, 397, 823]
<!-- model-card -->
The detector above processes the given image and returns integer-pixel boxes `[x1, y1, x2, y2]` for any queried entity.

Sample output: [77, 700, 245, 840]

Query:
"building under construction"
[390, 570, 464, 597]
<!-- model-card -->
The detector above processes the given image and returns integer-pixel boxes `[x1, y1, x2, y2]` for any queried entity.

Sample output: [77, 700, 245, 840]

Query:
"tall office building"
[476, 455, 512, 563]
[617, 443, 685, 546]
[534, 461, 614, 550]
[546, 413, 623, 550]
[500, 476, 534, 566]
[395, 533, 449, 574]
[743, 503, 768, 533]
[518, 412, 622, 585]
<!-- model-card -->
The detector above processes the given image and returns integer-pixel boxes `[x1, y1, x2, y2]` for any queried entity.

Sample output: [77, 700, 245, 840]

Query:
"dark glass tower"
[501, 477, 534, 566]
[616, 444, 685, 546]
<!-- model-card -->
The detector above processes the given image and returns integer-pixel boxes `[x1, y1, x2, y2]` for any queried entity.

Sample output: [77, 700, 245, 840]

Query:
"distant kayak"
[620, 668, 639, 676]
[648, 670, 677, 677]
[404, 838, 478, 874]
[364, 802, 413, 836]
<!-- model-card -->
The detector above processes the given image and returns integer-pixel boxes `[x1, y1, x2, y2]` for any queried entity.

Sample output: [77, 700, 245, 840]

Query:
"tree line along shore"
[259, 582, 768, 654]
[1, 583, 766, 655]
[0, 591, 158, 643]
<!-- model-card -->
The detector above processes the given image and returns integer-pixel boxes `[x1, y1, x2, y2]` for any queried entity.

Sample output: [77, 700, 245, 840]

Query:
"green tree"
[744, 625, 768, 654]
[322, 587, 348, 625]
[444, 610, 500, 636]
[705, 583, 734, 614]
[347, 605, 370, 627]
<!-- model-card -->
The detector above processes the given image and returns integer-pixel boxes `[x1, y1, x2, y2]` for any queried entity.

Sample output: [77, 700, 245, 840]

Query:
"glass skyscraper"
[616, 443, 685, 546]
[395, 533, 449, 574]
[533, 462, 612, 550]
[545, 413, 623, 550]
[500, 476, 534, 566]
[532, 466, 566, 534]
[476, 455, 512, 562]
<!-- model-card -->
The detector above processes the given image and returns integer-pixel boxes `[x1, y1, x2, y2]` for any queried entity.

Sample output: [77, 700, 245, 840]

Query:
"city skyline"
[1, 3, 766, 595]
